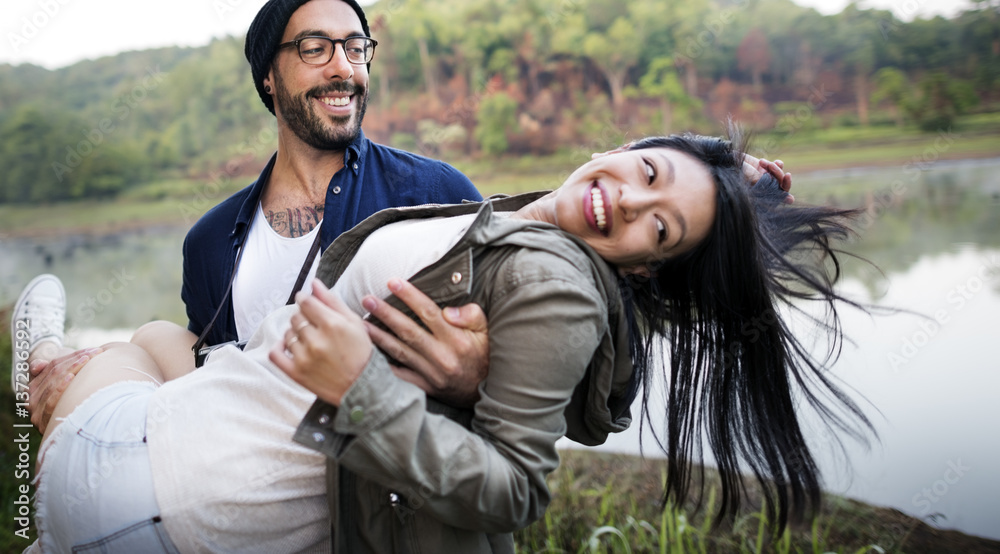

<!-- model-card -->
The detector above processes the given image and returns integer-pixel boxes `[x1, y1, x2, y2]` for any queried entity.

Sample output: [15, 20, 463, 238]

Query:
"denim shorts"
[35, 380, 180, 553]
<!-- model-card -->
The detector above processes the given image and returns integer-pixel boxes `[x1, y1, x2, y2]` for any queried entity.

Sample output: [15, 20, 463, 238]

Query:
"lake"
[2, 157, 999, 541]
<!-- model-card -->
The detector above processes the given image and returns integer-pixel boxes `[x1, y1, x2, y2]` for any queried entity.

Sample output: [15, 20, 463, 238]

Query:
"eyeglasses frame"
[276, 35, 378, 66]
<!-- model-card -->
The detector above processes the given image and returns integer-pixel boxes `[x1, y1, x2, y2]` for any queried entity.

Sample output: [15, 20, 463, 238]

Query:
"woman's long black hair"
[619, 127, 874, 533]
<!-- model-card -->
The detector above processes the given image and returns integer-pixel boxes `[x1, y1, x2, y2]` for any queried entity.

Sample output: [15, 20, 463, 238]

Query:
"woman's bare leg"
[41, 342, 165, 443]
[130, 320, 198, 382]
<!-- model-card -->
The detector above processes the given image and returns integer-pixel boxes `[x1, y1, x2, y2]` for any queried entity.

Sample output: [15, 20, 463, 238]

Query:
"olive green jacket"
[293, 192, 634, 553]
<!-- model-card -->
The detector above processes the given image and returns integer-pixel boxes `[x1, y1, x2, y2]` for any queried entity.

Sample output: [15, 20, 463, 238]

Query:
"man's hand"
[28, 347, 104, 433]
[361, 278, 489, 408]
[270, 280, 373, 407]
[743, 155, 794, 203]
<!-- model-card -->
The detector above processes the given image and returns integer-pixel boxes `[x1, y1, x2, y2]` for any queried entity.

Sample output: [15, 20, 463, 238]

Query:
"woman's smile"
[585, 182, 612, 236]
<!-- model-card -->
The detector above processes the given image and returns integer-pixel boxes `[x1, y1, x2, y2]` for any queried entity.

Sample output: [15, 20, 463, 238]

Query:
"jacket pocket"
[388, 490, 421, 554]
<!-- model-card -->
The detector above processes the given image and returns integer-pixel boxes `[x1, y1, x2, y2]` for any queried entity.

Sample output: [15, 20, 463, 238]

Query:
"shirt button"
[312, 432, 325, 443]
[353, 163, 359, 171]
[332, 186, 342, 195]
[451, 272, 462, 284]
[350, 406, 364, 423]
[318, 414, 331, 425]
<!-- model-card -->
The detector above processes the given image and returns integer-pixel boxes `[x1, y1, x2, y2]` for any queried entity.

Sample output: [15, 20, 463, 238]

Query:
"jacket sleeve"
[294, 257, 604, 533]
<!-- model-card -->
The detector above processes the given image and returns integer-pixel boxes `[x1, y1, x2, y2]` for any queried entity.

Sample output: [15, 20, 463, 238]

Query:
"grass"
[0, 174, 248, 239]
[752, 113, 1000, 171]
[0, 198, 188, 237]
[761, 134, 1000, 172]
[514, 450, 1000, 553]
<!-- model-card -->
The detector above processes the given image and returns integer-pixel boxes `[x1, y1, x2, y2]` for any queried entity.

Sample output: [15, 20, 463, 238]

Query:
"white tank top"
[232, 203, 321, 341]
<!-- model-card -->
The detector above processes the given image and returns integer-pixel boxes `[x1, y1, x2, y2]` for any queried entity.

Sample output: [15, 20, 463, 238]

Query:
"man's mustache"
[307, 83, 363, 97]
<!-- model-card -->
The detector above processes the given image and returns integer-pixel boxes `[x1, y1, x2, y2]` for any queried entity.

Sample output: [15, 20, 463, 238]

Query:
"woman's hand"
[270, 280, 373, 407]
[742, 155, 794, 203]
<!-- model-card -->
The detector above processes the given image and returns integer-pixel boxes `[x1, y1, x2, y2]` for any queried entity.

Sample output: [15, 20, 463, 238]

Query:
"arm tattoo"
[267, 205, 325, 238]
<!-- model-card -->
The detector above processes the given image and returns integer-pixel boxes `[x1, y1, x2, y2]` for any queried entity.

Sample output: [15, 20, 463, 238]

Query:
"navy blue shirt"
[182, 131, 482, 347]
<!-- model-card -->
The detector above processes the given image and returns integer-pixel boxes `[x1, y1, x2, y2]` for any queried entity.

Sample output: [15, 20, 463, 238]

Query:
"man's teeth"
[320, 96, 350, 107]
[591, 187, 606, 232]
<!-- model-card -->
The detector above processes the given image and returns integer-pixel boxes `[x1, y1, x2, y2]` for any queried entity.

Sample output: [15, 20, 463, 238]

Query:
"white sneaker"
[10, 274, 66, 392]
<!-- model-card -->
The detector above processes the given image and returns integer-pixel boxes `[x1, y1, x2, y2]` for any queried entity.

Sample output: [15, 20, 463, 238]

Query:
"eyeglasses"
[277, 36, 377, 65]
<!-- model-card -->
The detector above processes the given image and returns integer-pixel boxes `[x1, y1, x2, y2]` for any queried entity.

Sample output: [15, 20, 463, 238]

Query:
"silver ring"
[287, 335, 299, 346]
[295, 321, 310, 333]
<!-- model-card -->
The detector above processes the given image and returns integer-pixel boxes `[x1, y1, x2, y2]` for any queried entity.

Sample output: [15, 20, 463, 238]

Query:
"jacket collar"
[314, 191, 635, 447]
[315, 191, 550, 286]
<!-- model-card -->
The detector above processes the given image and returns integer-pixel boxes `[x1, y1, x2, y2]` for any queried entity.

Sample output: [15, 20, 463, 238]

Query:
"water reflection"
[823, 246, 1000, 541]
[0, 227, 189, 334]
[835, 161, 1000, 293]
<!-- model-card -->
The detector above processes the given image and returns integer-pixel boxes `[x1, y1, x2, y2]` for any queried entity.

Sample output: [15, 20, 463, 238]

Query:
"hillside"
[1, 0, 998, 205]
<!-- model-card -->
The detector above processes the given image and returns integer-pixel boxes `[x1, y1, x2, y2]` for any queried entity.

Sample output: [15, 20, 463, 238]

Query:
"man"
[184, 0, 483, 352]
[28, 0, 491, 427]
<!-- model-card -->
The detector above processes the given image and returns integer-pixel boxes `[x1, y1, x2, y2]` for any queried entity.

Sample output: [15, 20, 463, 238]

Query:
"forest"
[0, 0, 998, 204]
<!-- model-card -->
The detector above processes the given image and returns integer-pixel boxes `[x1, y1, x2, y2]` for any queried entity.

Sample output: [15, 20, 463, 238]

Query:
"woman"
[23, 131, 868, 553]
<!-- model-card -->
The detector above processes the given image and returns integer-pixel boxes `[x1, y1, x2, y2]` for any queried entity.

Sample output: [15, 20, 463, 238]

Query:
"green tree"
[390, 0, 455, 101]
[963, 1, 1000, 102]
[71, 144, 147, 199]
[870, 67, 910, 127]
[909, 72, 980, 131]
[0, 106, 71, 203]
[582, 16, 641, 115]
[747, 0, 810, 87]
[663, 0, 711, 97]
[833, 5, 882, 126]
[632, 57, 702, 134]
[551, 0, 646, 119]
[475, 92, 518, 155]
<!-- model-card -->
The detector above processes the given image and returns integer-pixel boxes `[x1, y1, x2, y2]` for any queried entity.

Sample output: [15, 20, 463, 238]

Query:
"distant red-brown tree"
[737, 28, 772, 92]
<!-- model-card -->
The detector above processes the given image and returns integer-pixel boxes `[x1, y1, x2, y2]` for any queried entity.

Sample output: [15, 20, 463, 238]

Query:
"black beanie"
[245, 0, 371, 115]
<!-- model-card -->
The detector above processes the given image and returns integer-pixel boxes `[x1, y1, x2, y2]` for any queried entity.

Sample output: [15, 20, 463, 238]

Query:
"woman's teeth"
[591, 186, 606, 232]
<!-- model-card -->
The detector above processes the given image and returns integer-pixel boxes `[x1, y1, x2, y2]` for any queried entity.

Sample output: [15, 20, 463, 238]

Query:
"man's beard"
[273, 69, 367, 151]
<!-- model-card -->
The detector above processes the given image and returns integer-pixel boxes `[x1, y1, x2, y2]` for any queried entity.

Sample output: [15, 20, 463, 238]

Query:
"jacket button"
[349, 406, 364, 423]
[318, 414, 331, 425]
[451, 272, 462, 284]
[312, 432, 325, 443]
[332, 186, 342, 194]
[353, 163, 359, 170]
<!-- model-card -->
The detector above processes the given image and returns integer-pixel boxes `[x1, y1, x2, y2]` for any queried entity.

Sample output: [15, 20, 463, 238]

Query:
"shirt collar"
[231, 131, 370, 239]
[344, 129, 367, 175]
[232, 153, 277, 240]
